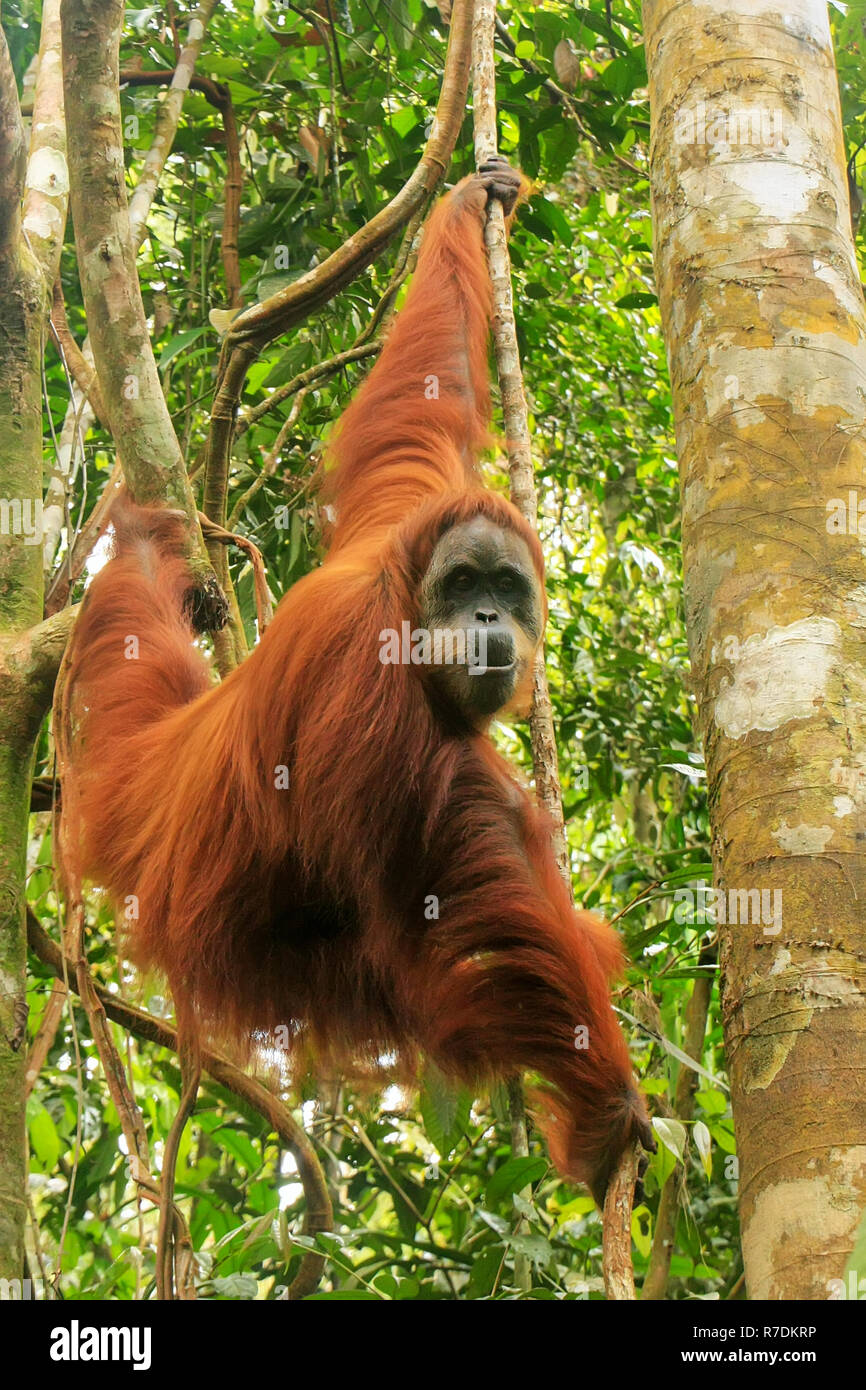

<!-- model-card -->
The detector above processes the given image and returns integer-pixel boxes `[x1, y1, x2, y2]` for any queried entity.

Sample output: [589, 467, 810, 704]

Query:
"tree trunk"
[60, 0, 209, 565]
[0, 29, 50, 1280]
[643, 0, 866, 1298]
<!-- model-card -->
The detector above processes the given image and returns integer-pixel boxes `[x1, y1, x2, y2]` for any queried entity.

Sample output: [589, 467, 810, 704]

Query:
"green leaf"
[306, 1289, 383, 1300]
[29, 1106, 61, 1168]
[466, 1244, 502, 1298]
[212, 1128, 262, 1172]
[388, 107, 417, 138]
[615, 292, 659, 309]
[653, 1117, 687, 1163]
[477, 1209, 510, 1238]
[527, 195, 572, 243]
[211, 1273, 258, 1299]
[598, 49, 647, 98]
[709, 1120, 737, 1155]
[419, 1065, 471, 1158]
[158, 326, 207, 371]
[573, 8, 631, 50]
[693, 1121, 713, 1177]
[485, 1156, 547, 1205]
[695, 1089, 728, 1116]
[506, 1231, 553, 1268]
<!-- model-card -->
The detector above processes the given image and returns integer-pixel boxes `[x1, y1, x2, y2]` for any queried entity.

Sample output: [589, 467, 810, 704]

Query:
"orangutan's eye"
[449, 568, 476, 592]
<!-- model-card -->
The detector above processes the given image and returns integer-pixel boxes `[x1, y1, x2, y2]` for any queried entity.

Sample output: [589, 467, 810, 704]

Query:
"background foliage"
[15, 0, 860, 1299]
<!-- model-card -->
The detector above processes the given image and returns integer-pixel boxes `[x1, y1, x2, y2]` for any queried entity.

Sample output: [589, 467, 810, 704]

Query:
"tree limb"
[126, 0, 221, 246]
[22, 0, 67, 286]
[602, 1139, 641, 1299]
[198, 0, 476, 551]
[60, 0, 224, 625]
[642, 963, 712, 1300]
[44, 463, 122, 616]
[48, 280, 106, 424]
[0, 606, 77, 746]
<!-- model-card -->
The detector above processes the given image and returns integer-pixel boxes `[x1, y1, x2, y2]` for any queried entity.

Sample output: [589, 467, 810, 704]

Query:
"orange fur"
[62, 173, 650, 1201]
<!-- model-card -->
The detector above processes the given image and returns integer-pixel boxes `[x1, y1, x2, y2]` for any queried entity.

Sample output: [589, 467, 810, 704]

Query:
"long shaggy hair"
[61, 173, 650, 1201]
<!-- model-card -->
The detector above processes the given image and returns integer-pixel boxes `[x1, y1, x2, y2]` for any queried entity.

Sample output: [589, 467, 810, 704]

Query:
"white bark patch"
[702, 343, 864, 420]
[772, 818, 834, 854]
[829, 756, 866, 804]
[26, 146, 69, 195]
[744, 1174, 856, 1299]
[714, 617, 839, 739]
[23, 205, 62, 240]
[813, 258, 864, 320]
[845, 584, 866, 626]
[833, 795, 855, 817]
[730, 162, 818, 218]
[827, 1145, 866, 1184]
[779, 0, 833, 46]
[678, 162, 819, 232]
[695, 0, 831, 47]
[799, 968, 859, 1002]
[769, 947, 792, 976]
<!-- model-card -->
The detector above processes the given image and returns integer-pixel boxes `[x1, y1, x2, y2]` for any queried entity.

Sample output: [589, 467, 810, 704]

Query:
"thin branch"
[199, 0, 476, 551]
[473, 0, 577, 1287]
[472, 0, 568, 869]
[25, 979, 67, 1098]
[121, 64, 242, 305]
[505, 1074, 532, 1293]
[219, 93, 243, 307]
[227, 388, 308, 530]
[642, 961, 713, 1300]
[198, 512, 274, 632]
[493, 15, 643, 179]
[22, 0, 67, 285]
[156, 1029, 200, 1300]
[302, 6, 344, 220]
[126, 0, 221, 246]
[61, 0, 224, 623]
[44, 462, 123, 616]
[42, 284, 104, 576]
[602, 1139, 641, 1299]
[474, 0, 646, 1294]
[235, 342, 379, 441]
[226, 193, 422, 451]
[49, 281, 106, 423]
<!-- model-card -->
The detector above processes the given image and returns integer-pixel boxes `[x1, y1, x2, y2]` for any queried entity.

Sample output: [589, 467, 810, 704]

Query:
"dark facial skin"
[419, 516, 544, 723]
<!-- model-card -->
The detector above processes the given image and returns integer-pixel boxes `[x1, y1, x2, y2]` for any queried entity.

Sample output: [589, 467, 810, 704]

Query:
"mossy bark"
[644, 0, 866, 1298]
[0, 203, 48, 1286]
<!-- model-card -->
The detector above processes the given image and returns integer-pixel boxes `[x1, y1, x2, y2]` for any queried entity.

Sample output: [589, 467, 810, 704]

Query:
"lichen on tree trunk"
[0, 41, 50, 1275]
[644, 0, 866, 1299]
